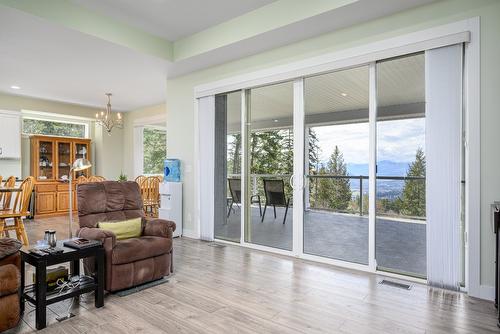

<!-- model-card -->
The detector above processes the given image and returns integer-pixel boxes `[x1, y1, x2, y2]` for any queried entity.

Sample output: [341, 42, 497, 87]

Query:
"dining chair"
[262, 179, 290, 224]
[142, 176, 161, 218]
[1, 176, 16, 210]
[0, 176, 35, 245]
[88, 175, 106, 182]
[76, 175, 88, 184]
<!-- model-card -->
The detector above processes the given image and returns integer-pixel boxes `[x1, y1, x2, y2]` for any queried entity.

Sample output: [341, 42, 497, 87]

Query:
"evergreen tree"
[228, 133, 241, 174]
[326, 146, 352, 211]
[308, 128, 320, 174]
[308, 128, 321, 207]
[400, 147, 426, 217]
[280, 129, 294, 175]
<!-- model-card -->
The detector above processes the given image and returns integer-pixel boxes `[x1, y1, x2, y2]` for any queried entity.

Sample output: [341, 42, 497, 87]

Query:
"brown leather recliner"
[0, 238, 22, 332]
[77, 181, 175, 292]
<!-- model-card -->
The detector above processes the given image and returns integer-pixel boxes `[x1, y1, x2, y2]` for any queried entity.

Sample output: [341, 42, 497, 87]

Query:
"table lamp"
[69, 158, 92, 238]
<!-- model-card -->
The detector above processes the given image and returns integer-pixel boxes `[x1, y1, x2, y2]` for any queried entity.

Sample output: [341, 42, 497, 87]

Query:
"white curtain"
[425, 44, 463, 290]
[198, 95, 215, 241]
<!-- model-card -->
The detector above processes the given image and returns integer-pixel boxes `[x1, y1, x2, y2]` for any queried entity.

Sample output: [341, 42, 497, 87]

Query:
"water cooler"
[159, 182, 182, 237]
[159, 159, 182, 237]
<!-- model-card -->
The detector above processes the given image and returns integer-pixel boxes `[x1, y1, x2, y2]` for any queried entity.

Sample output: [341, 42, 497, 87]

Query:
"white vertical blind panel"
[198, 95, 215, 241]
[425, 44, 463, 290]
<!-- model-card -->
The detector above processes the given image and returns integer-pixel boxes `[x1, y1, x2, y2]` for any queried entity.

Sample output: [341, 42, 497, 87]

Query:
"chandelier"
[95, 93, 123, 135]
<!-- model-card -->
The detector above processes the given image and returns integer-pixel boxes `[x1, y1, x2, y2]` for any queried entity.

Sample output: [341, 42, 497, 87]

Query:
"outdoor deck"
[215, 206, 426, 277]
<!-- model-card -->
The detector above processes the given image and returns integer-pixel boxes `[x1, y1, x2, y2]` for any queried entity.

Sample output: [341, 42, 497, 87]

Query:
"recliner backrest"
[77, 181, 144, 228]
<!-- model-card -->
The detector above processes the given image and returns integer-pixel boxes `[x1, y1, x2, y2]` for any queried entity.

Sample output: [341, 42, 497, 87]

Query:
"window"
[143, 127, 167, 175]
[22, 118, 87, 138]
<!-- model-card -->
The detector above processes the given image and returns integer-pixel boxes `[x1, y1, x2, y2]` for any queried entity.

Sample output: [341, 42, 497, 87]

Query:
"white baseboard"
[476, 285, 495, 301]
[181, 228, 200, 239]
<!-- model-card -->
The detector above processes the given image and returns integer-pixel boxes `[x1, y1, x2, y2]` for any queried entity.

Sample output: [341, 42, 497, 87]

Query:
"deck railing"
[228, 173, 425, 220]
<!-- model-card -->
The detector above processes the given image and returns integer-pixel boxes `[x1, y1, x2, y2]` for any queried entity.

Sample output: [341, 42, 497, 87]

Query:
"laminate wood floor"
[4, 216, 499, 333]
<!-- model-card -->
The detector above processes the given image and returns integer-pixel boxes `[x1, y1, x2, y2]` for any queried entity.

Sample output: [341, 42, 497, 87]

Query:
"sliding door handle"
[289, 174, 295, 189]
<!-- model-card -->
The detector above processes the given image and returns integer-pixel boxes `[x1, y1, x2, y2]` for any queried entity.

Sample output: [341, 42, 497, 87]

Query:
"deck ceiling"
[226, 53, 425, 125]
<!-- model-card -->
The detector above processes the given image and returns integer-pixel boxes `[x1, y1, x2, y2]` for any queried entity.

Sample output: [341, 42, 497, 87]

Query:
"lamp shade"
[72, 158, 92, 171]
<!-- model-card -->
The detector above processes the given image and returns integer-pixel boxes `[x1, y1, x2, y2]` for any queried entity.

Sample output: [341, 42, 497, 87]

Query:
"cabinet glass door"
[74, 142, 90, 177]
[57, 141, 71, 181]
[38, 141, 54, 180]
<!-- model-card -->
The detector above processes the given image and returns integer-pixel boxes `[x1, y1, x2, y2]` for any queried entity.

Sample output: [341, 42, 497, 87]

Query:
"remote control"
[29, 249, 47, 257]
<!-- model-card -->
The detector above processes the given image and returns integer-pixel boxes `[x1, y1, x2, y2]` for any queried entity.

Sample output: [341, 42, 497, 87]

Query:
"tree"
[314, 146, 352, 211]
[308, 128, 320, 173]
[227, 133, 241, 174]
[23, 119, 86, 138]
[326, 146, 352, 211]
[400, 147, 426, 217]
[143, 128, 167, 174]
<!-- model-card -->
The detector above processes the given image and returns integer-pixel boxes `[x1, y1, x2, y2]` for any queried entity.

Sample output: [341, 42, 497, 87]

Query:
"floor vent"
[207, 243, 226, 248]
[379, 279, 412, 290]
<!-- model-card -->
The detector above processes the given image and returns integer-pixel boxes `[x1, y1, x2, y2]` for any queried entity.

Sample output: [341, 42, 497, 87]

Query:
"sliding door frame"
[200, 17, 480, 297]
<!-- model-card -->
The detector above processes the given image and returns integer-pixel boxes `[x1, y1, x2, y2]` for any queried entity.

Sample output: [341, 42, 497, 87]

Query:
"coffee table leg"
[95, 249, 104, 308]
[35, 261, 47, 330]
[20, 257, 25, 314]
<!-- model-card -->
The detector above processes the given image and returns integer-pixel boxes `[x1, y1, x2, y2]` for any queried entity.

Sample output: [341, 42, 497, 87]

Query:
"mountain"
[346, 160, 409, 177]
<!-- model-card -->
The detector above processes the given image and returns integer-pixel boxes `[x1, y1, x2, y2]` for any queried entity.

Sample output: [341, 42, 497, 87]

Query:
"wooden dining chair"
[0, 176, 34, 246]
[135, 175, 147, 187]
[1, 176, 16, 210]
[88, 175, 106, 182]
[142, 176, 160, 218]
[76, 175, 88, 184]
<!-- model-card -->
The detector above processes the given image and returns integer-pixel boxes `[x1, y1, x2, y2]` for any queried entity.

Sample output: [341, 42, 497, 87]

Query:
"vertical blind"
[425, 44, 463, 290]
[198, 95, 215, 241]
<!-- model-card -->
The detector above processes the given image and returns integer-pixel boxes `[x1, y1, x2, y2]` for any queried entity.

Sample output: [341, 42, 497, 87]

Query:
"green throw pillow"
[98, 217, 142, 240]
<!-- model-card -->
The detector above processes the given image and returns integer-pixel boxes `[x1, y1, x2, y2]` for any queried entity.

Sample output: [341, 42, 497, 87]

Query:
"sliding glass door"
[303, 66, 370, 264]
[211, 47, 463, 283]
[244, 81, 294, 250]
[375, 53, 426, 278]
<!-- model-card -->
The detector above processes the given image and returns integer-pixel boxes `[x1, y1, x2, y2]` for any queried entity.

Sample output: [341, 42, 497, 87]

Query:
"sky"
[313, 118, 425, 164]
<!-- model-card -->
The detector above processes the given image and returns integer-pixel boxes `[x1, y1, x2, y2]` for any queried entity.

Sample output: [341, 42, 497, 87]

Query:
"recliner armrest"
[0, 264, 19, 297]
[143, 218, 176, 239]
[77, 227, 116, 251]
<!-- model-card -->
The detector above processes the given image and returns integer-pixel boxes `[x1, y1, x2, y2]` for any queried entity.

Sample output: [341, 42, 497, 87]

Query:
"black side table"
[20, 241, 105, 330]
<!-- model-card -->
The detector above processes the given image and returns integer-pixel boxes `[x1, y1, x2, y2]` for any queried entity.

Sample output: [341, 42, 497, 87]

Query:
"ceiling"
[70, 0, 277, 41]
[0, 0, 435, 111]
[0, 6, 167, 111]
[226, 53, 424, 125]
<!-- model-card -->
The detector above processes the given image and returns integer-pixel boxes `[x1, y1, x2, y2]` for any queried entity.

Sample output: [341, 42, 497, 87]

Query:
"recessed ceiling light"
[341, 92, 348, 97]
[273, 119, 279, 122]
[10, 85, 21, 90]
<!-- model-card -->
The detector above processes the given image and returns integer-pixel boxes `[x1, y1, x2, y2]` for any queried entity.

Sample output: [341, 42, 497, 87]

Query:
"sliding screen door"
[375, 53, 426, 278]
[245, 81, 294, 250]
[303, 66, 370, 264]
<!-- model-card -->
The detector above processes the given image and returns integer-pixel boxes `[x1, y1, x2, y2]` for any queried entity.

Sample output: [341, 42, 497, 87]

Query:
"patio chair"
[227, 178, 262, 218]
[262, 179, 290, 224]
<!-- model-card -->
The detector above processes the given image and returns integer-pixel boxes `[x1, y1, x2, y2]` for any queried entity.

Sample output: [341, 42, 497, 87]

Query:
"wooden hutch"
[30, 135, 91, 217]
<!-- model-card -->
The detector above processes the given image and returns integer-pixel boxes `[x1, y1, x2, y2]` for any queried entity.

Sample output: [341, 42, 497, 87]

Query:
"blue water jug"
[164, 159, 181, 182]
